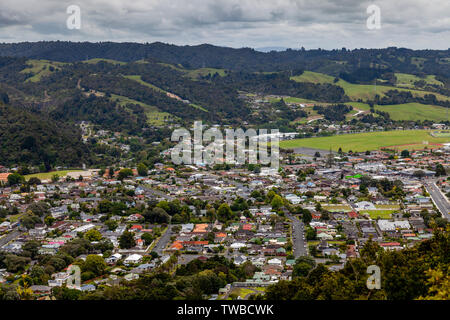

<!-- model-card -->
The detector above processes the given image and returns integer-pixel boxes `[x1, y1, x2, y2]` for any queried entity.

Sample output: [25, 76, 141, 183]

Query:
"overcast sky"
[0, 0, 449, 50]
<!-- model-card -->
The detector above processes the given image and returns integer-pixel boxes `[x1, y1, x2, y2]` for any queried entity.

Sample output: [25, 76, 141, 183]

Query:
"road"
[142, 186, 174, 201]
[0, 231, 21, 248]
[153, 225, 173, 255]
[286, 213, 307, 258]
[424, 181, 450, 221]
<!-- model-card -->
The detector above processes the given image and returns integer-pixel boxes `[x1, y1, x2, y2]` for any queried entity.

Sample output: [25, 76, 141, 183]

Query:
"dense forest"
[1, 42, 450, 167]
[1, 227, 446, 300]
[0, 99, 92, 167]
[263, 228, 450, 300]
[1, 42, 450, 78]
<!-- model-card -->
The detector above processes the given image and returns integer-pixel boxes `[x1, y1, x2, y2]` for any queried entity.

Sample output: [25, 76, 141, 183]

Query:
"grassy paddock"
[280, 130, 449, 152]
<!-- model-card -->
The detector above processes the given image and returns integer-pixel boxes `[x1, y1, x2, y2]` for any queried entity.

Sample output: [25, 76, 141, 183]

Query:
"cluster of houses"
[0, 137, 449, 299]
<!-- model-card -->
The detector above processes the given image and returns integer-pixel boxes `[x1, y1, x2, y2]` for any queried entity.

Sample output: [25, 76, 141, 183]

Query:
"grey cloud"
[0, 0, 448, 49]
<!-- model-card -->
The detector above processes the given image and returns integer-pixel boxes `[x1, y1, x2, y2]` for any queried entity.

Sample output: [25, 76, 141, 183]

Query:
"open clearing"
[376, 103, 449, 122]
[24, 170, 82, 181]
[123, 75, 166, 93]
[290, 71, 450, 101]
[280, 130, 450, 152]
[322, 204, 353, 212]
[395, 73, 443, 87]
[110, 94, 175, 126]
[83, 58, 126, 65]
[360, 210, 397, 219]
[20, 60, 67, 82]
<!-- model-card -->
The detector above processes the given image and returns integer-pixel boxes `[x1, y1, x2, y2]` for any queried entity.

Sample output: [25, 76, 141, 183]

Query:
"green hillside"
[20, 59, 67, 82]
[291, 71, 450, 101]
[110, 94, 175, 126]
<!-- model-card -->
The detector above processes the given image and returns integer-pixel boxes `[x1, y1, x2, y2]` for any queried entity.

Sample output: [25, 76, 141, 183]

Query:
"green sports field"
[24, 170, 82, 181]
[280, 130, 450, 152]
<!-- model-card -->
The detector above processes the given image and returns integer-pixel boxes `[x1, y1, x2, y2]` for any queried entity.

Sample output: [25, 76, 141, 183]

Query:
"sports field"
[24, 170, 82, 181]
[280, 130, 450, 152]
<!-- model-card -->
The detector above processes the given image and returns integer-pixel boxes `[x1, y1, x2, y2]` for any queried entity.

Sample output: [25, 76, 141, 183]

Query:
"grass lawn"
[322, 204, 353, 212]
[24, 170, 82, 181]
[230, 288, 257, 298]
[360, 210, 396, 219]
[375, 204, 400, 210]
[280, 130, 449, 152]
[328, 241, 346, 245]
[7, 213, 25, 223]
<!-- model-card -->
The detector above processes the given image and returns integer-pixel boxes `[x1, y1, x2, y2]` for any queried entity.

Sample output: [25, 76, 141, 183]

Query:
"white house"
[267, 258, 282, 266]
[124, 254, 143, 266]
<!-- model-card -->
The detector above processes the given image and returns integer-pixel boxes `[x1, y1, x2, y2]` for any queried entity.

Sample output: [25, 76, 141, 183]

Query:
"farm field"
[290, 71, 450, 101]
[280, 130, 450, 152]
[375, 103, 449, 122]
[291, 71, 335, 84]
[395, 73, 443, 87]
[24, 170, 82, 181]
[284, 99, 448, 122]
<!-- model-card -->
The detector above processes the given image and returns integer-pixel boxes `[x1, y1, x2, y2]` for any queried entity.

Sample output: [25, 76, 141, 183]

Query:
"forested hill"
[1, 42, 450, 76]
[0, 101, 92, 167]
